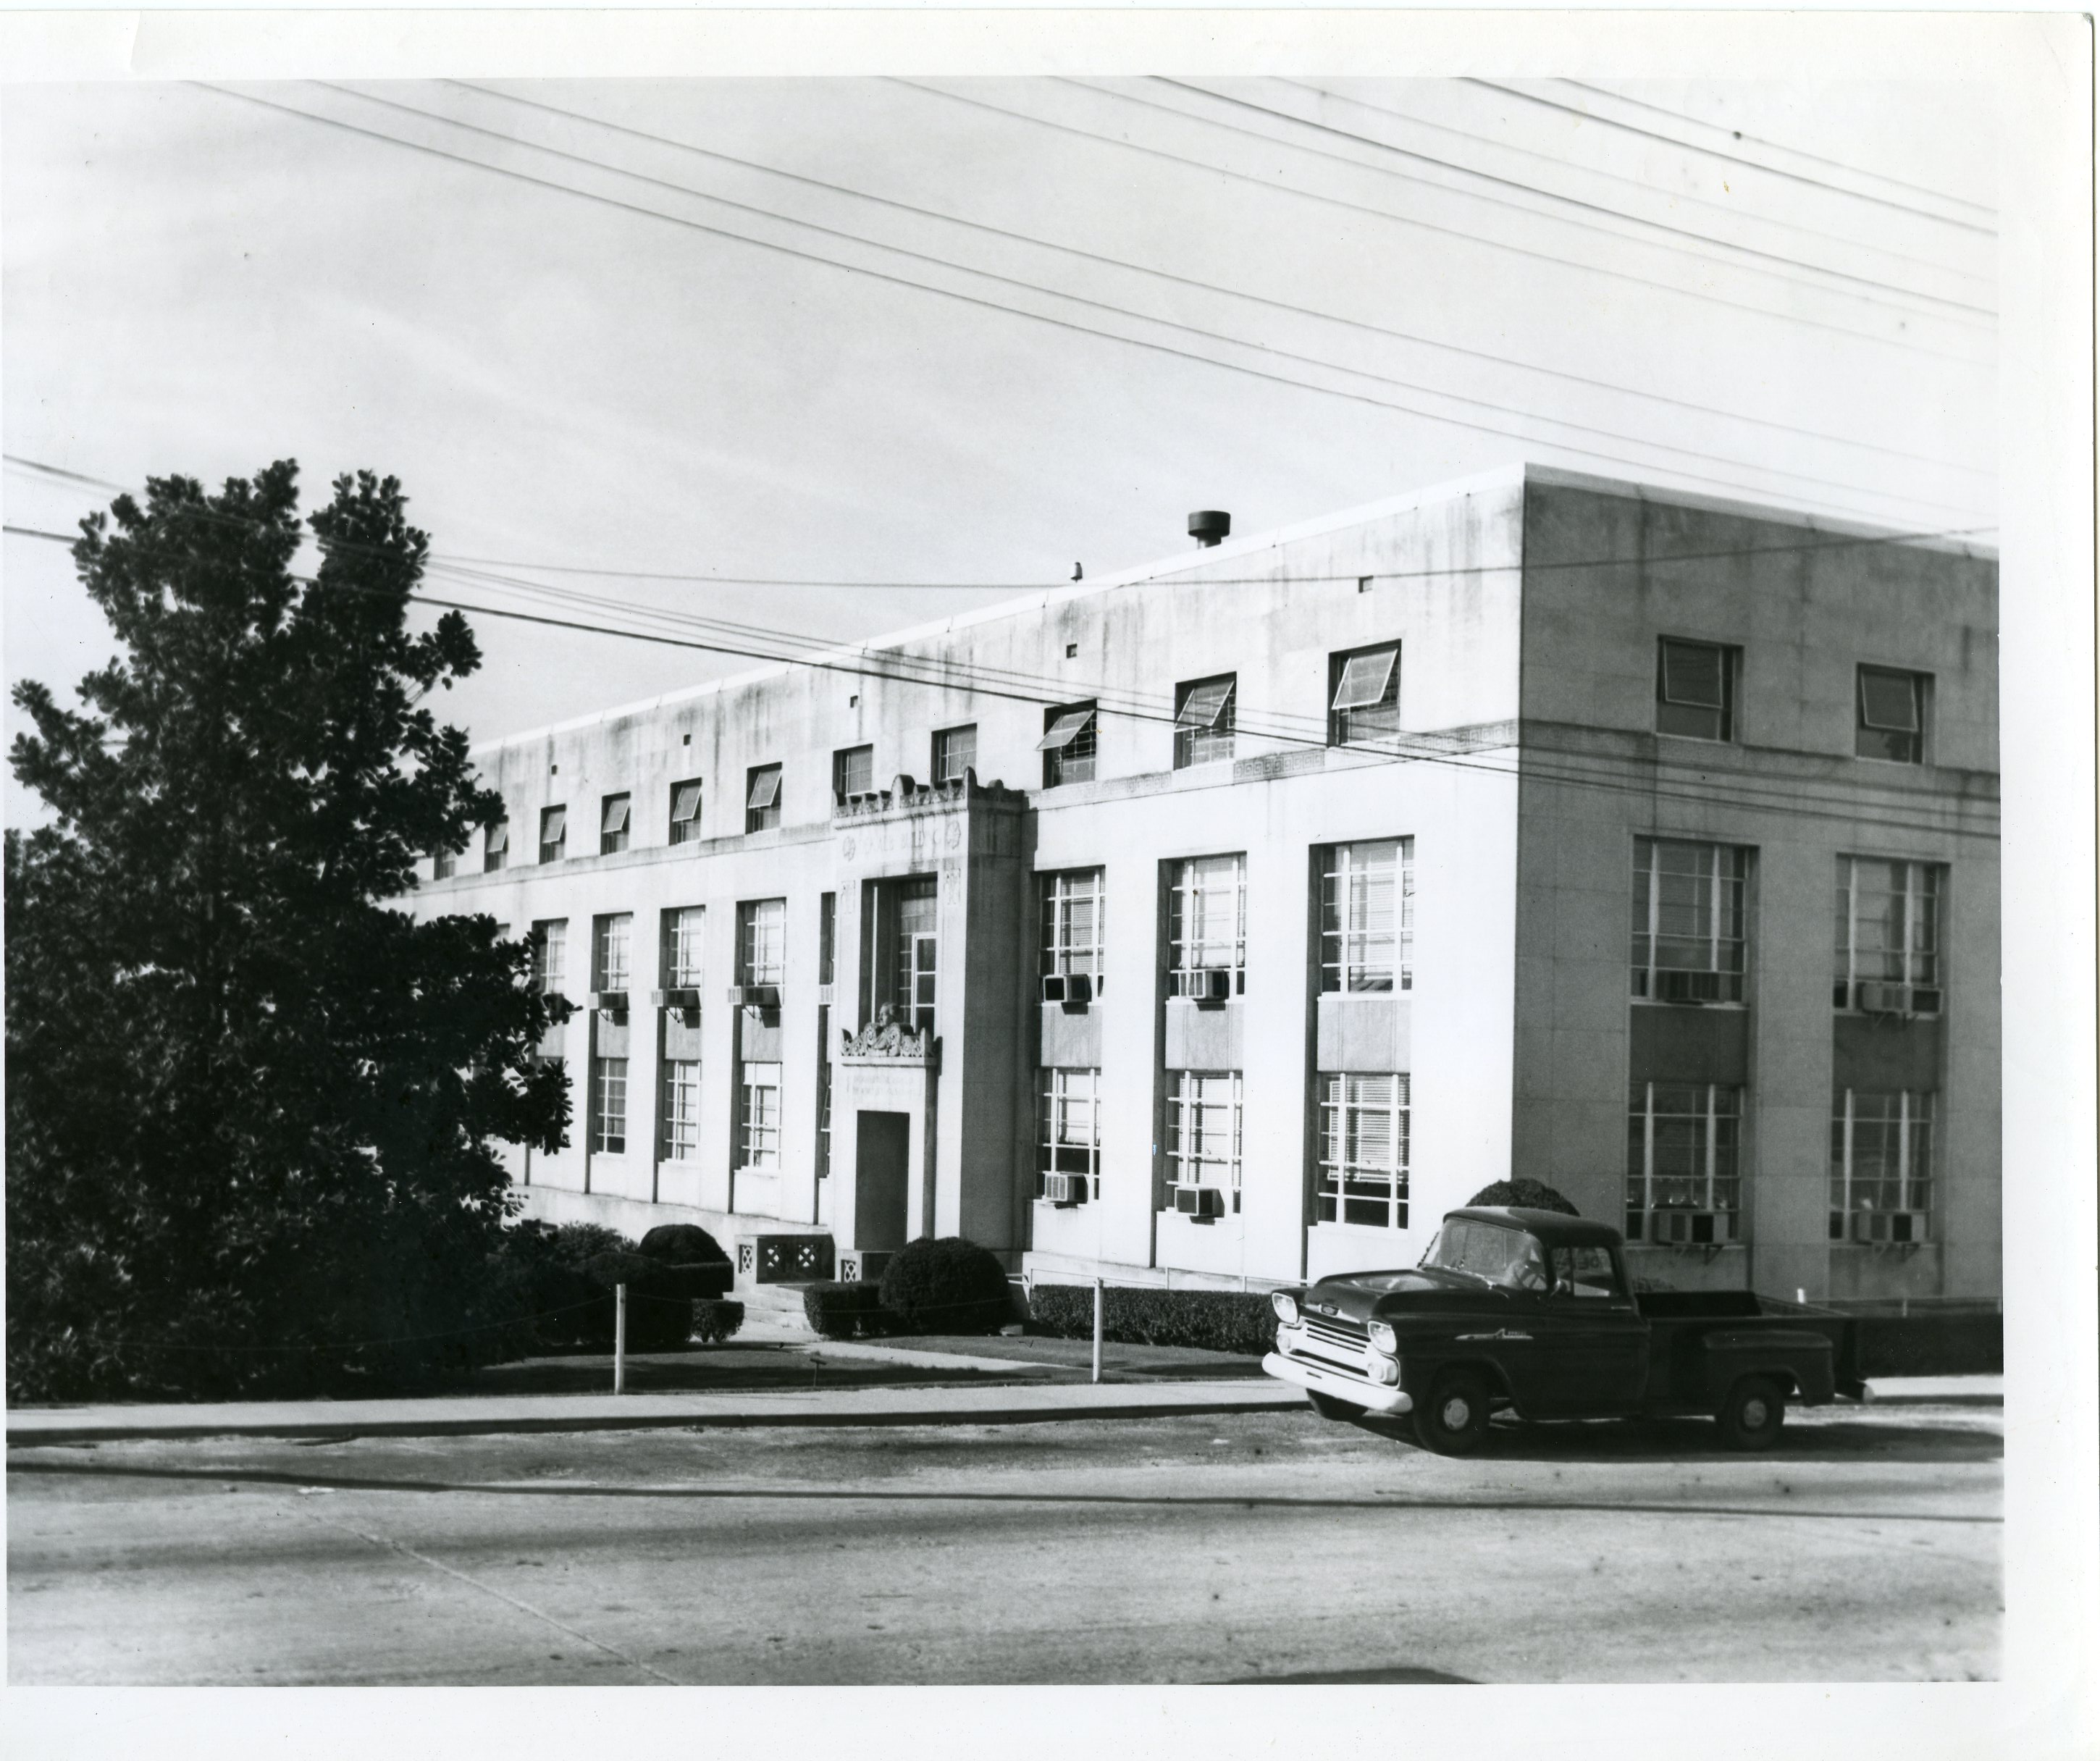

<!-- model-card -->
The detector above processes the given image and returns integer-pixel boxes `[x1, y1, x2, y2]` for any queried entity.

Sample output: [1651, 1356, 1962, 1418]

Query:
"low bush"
[1855, 1310, 2001, 1377]
[1028, 1284, 1277, 1357]
[878, 1237, 1013, 1334]
[803, 1280, 891, 1340]
[692, 1299, 745, 1345]
[582, 1249, 702, 1351]
[1466, 1178, 1580, 1216]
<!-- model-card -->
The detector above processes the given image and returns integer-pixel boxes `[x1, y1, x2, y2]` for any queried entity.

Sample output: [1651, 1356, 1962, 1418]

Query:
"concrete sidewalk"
[1863, 1374, 2003, 1406]
[7, 1377, 1305, 1447]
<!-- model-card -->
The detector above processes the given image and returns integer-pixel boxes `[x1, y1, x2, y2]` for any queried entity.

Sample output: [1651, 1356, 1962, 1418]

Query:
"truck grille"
[1295, 1314, 1369, 1370]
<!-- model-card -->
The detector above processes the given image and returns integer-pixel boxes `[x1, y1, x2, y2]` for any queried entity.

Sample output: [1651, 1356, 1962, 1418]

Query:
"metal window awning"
[1859, 669, 1920, 732]
[747, 768, 781, 810]
[1176, 676, 1235, 730]
[539, 806, 566, 843]
[1331, 648, 1397, 712]
[1660, 641, 1725, 709]
[1036, 707, 1096, 751]
[670, 782, 702, 823]
[485, 820, 509, 853]
[601, 796, 630, 834]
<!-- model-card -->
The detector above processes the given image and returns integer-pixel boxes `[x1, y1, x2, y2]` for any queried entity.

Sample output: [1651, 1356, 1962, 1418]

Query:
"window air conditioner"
[816, 983, 834, 1006]
[1175, 1185, 1227, 1219]
[1653, 968, 1723, 1004]
[1650, 1209, 1724, 1245]
[727, 984, 781, 1009]
[589, 990, 629, 1014]
[1043, 972, 1094, 1005]
[1851, 1209, 1928, 1245]
[1040, 1173, 1085, 1207]
[1855, 981, 1912, 1015]
[1172, 967, 1232, 1002]
[1908, 986, 1943, 1014]
[652, 987, 701, 1012]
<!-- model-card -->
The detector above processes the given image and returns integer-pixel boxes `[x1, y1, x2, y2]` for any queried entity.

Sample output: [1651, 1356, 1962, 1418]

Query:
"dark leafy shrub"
[1028, 1285, 1277, 1356]
[1466, 1179, 1580, 1216]
[583, 1250, 701, 1351]
[488, 1220, 610, 1350]
[802, 1281, 891, 1340]
[692, 1299, 745, 1345]
[878, 1237, 1013, 1334]
[637, 1224, 728, 1266]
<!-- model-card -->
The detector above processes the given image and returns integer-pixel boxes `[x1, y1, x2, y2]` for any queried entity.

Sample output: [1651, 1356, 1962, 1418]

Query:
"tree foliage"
[6, 462, 568, 1401]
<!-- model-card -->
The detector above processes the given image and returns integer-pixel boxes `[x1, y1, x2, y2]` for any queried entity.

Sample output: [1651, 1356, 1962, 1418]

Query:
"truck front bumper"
[1262, 1350, 1415, 1416]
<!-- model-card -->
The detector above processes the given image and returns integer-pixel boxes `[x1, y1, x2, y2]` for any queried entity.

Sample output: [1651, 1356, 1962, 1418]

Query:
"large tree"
[7, 461, 568, 1401]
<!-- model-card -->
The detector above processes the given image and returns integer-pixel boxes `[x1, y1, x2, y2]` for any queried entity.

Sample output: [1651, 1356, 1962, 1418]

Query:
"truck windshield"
[1421, 1221, 1548, 1291]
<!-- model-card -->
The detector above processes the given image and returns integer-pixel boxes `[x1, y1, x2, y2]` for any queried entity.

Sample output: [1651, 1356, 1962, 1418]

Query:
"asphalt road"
[8, 1401, 2001, 1685]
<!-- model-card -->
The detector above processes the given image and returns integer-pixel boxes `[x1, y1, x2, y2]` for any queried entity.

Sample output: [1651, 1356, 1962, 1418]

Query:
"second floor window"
[1041, 869, 1106, 991]
[592, 914, 632, 993]
[1038, 702, 1097, 787]
[1834, 857, 1942, 1012]
[538, 804, 567, 865]
[1632, 838, 1748, 1004]
[529, 919, 568, 997]
[1626, 1081, 1742, 1245]
[1321, 839, 1413, 993]
[887, 876, 938, 1036]
[669, 778, 704, 844]
[600, 793, 631, 855]
[663, 907, 705, 988]
[1329, 642, 1400, 747]
[484, 818, 508, 872]
[1656, 639, 1735, 742]
[431, 844, 455, 880]
[739, 897, 786, 988]
[1857, 665, 1927, 764]
[933, 724, 977, 784]
[1174, 674, 1236, 768]
[1168, 853, 1246, 997]
[833, 744, 874, 804]
[746, 764, 781, 833]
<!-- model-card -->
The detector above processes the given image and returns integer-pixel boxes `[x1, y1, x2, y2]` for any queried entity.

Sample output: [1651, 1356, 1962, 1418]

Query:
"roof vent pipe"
[1188, 510, 1231, 549]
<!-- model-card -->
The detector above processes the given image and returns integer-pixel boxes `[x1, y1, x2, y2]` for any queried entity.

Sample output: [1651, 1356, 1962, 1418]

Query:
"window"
[431, 843, 456, 880]
[737, 1062, 782, 1169]
[1168, 854, 1246, 996]
[818, 891, 837, 987]
[591, 913, 632, 993]
[888, 876, 938, 1035]
[833, 744, 874, 804]
[745, 764, 782, 833]
[1626, 1082, 1742, 1244]
[933, 724, 977, 784]
[738, 898, 786, 988]
[1038, 702, 1097, 787]
[1655, 639, 1735, 742]
[600, 792, 631, 855]
[1831, 1089, 1933, 1242]
[1631, 839, 1748, 1004]
[668, 779, 703, 845]
[1316, 1072, 1409, 1228]
[538, 804, 567, 865]
[660, 1059, 701, 1161]
[484, 818, 509, 873]
[1174, 673, 1236, 768]
[1328, 642, 1400, 747]
[1166, 1070, 1243, 1214]
[1549, 1244, 1623, 1300]
[663, 907, 705, 988]
[529, 919, 568, 998]
[1040, 869, 1106, 992]
[816, 1027, 833, 1181]
[1857, 666, 1927, 764]
[592, 1056, 628, 1156]
[1834, 857, 1943, 1012]
[1037, 1067, 1101, 1202]
[1320, 839, 1412, 993]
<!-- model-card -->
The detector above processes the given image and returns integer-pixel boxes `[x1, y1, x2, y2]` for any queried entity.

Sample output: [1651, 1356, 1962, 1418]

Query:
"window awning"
[747, 768, 781, 810]
[1036, 707, 1096, 751]
[601, 796, 630, 833]
[539, 807, 566, 842]
[671, 782, 702, 823]
[1859, 669, 1920, 732]
[485, 820, 509, 853]
[1331, 648, 1397, 712]
[1660, 640, 1725, 709]
[1176, 676, 1235, 730]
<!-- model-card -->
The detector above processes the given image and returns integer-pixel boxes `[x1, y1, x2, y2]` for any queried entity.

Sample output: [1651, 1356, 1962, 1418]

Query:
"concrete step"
[736, 1280, 816, 1333]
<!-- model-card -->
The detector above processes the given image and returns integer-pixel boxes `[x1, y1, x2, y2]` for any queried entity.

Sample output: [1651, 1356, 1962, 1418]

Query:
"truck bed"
[1634, 1292, 1865, 1407]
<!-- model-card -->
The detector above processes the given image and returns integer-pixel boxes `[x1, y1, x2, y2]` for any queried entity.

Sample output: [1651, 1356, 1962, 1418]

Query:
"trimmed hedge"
[1028, 1284, 1277, 1357]
[879, 1237, 1013, 1335]
[803, 1280, 891, 1340]
[1855, 1311, 2001, 1377]
[637, 1224, 728, 1266]
[692, 1298, 746, 1345]
[1466, 1179, 1580, 1216]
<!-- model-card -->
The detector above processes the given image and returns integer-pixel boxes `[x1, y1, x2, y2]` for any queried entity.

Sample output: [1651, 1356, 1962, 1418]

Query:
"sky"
[3, 72, 1999, 828]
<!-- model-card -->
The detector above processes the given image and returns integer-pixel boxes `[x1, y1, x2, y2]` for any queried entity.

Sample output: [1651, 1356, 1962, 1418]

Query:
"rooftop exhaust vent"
[1188, 510, 1231, 549]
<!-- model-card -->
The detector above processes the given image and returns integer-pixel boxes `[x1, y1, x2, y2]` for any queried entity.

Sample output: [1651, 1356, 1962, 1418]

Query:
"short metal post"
[1092, 1278, 1104, 1385]
[614, 1282, 627, 1395]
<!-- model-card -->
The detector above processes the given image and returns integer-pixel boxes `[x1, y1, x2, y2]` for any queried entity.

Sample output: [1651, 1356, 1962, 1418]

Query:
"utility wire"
[446, 79, 1988, 480]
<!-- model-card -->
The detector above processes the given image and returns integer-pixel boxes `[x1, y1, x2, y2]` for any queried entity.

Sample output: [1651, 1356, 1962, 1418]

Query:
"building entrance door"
[854, 1111, 912, 1251]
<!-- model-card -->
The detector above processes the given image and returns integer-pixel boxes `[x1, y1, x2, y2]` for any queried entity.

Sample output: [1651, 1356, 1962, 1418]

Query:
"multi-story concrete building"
[412, 463, 1999, 1306]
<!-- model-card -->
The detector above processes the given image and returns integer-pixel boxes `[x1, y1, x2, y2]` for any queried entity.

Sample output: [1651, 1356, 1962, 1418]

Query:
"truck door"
[1534, 1244, 1648, 1413]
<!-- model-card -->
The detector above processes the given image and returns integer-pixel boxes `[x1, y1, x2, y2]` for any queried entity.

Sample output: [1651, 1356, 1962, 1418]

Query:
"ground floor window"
[660, 1059, 700, 1161]
[1165, 1069, 1242, 1215]
[1626, 1081, 1742, 1243]
[1037, 1067, 1101, 1203]
[816, 1008, 833, 1181]
[738, 1061, 782, 1169]
[592, 1056, 629, 1156]
[1831, 1089, 1933, 1243]
[1316, 1072, 1408, 1228]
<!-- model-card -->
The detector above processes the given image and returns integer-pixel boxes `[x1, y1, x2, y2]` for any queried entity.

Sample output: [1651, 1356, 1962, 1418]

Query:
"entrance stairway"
[736, 1278, 816, 1335]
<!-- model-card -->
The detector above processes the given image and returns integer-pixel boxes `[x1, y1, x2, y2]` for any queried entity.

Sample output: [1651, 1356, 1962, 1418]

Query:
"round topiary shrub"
[1466, 1178, 1580, 1216]
[878, 1237, 1012, 1334]
[637, 1224, 728, 1266]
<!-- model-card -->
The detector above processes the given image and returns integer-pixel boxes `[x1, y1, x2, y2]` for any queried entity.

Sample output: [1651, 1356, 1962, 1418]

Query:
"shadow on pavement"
[450, 1345, 1035, 1398]
[1222, 1664, 1475, 1684]
[1330, 1410, 2002, 1465]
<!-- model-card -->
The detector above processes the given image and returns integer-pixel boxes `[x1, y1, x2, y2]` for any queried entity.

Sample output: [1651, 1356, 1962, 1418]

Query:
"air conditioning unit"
[1040, 1172, 1086, 1207]
[652, 987, 702, 1012]
[1650, 1209, 1725, 1245]
[1653, 968, 1724, 1004]
[1851, 1209, 1928, 1245]
[1855, 981, 1912, 1015]
[588, 990, 629, 1014]
[727, 984, 781, 1009]
[1172, 967, 1233, 1002]
[1043, 972, 1094, 1005]
[1175, 1185, 1227, 1219]
[1908, 986, 1943, 1014]
[816, 983, 834, 1006]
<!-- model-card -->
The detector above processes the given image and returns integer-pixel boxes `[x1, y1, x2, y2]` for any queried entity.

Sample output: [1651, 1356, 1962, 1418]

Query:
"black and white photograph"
[3, 7, 2092, 1753]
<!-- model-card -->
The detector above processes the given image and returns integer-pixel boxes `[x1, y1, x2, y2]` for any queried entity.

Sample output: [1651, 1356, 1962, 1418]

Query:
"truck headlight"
[1367, 1320, 1398, 1355]
[1271, 1291, 1299, 1326]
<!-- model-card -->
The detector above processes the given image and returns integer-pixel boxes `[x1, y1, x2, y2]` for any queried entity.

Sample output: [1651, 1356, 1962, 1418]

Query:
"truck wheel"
[1414, 1369, 1493, 1455]
[1309, 1392, 1362, 1421]
[1718, 1375, 1786, 1451]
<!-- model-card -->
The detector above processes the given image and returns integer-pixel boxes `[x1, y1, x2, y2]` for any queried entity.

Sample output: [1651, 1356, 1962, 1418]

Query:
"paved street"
[9, 1400, 2000, 1685]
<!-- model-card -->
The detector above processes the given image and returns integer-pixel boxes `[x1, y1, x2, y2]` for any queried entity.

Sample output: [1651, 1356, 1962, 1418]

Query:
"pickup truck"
[1264, 1206, 1863, 1455]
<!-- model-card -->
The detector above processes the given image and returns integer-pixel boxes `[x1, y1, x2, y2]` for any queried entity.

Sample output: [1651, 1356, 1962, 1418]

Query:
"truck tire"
[1717, 1374, 1786, 1451]
[1309, 1392, 1362, 1421]
[1413, 1369, 1493, 1456]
